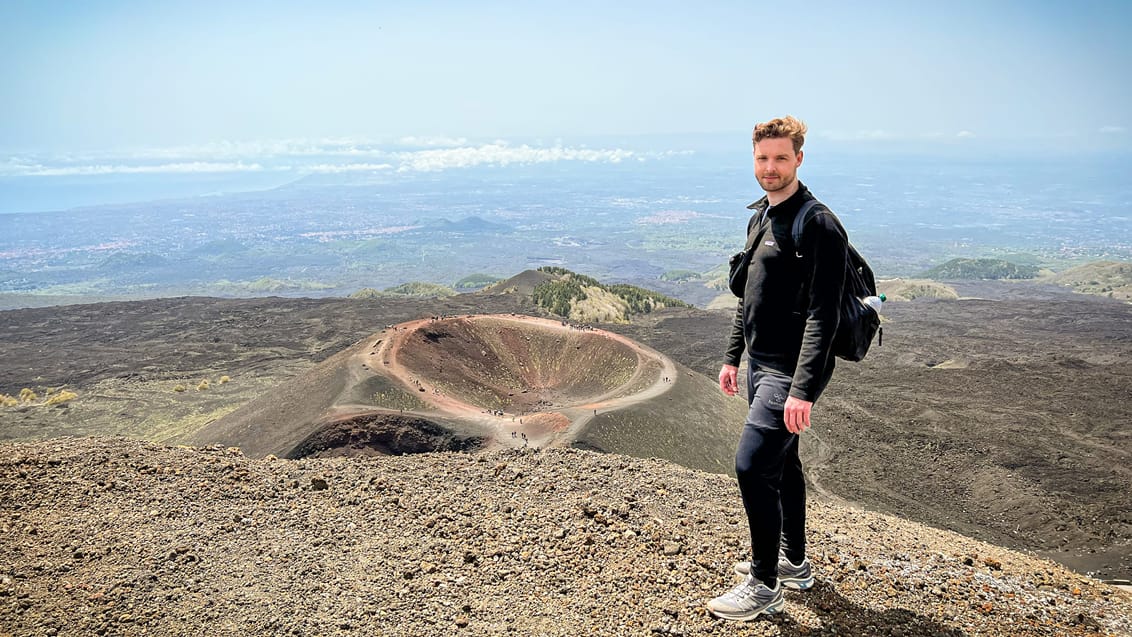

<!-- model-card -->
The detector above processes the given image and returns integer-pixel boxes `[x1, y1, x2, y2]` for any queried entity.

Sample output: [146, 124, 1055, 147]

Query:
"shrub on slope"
[532, 267, 690, 322]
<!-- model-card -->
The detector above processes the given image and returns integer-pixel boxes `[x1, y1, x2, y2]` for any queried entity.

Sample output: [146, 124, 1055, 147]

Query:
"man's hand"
[718, 364, 739, 396]
[783, 396, 813, 434]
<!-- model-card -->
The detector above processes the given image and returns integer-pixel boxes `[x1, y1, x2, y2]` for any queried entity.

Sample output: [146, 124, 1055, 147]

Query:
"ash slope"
[2, 437, 1129, 637]
[187, 314, 746, 475]
[0, 278, 1129, 581]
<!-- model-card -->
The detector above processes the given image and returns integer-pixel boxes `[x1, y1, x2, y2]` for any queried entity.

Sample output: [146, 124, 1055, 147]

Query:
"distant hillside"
[921, 258, 1039, 280]
[214, 277, 335, 293]
[878, 279, 960, 301]
[429, 216, 510, 233]
[351, 282, 457, 299]
[454, 273, 505, 290]
[190, 239, 250, 257]
[98, 252, 170, 269]
[705, 292, 737, 311]
[531, 267, 691, 323]
[479, 269, 557, 296]
[1045, 261, 1132, 301]
[659, 269, 703, 283]
[702, 263, 729, 291]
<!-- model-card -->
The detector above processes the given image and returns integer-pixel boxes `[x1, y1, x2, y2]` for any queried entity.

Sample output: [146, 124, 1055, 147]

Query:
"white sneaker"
[707, 576, 784, 621]
[733, 555, 815, 590]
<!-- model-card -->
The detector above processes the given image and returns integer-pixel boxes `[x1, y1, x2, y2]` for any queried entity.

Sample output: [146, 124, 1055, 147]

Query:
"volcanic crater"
[389, 315, 645, 413]
[188, 314, 689, 459]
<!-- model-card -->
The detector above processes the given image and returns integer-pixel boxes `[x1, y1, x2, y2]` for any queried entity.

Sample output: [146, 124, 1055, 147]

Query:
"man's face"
[753, 136, 803, 193]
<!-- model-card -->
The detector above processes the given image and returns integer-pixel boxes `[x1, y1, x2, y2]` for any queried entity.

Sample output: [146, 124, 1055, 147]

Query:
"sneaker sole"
[779, 575, 815, 590]
[707, 597, 785, 621]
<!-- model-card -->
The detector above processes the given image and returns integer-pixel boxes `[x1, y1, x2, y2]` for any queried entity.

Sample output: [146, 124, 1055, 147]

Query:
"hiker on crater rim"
[709, 116, 849, 621]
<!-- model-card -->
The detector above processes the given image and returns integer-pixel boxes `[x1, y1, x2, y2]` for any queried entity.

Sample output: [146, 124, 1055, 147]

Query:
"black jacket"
[724, 182, 848, 403]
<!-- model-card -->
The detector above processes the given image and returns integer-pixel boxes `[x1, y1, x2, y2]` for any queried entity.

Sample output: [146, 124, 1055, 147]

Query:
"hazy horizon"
[4, 132, 1130, 216]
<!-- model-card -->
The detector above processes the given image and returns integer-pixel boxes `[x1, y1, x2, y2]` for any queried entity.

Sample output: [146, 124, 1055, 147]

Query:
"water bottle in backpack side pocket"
[862, 293, 885, 348]
[862, 293, 886, 313]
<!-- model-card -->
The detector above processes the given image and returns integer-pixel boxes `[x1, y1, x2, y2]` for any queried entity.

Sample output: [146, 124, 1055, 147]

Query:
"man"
[707, 116, 848, 621]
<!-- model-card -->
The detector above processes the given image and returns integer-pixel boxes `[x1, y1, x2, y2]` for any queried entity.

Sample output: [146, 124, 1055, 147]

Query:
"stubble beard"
[758, 172, 795, 194]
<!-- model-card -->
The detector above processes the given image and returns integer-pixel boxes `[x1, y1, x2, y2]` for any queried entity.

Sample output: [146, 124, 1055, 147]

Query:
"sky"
[1, 0, 1130, 154]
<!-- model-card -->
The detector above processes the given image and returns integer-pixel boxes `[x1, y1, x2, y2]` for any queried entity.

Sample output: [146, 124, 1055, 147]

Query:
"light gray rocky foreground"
[2, 437, 1129, 637]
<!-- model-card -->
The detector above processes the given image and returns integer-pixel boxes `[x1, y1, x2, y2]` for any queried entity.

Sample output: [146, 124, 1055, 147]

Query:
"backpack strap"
[790, 199, 823, 258]
[743, 209, 770, 252]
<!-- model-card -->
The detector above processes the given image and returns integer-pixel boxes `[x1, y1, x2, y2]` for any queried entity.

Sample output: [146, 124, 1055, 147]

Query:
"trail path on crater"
[365, 314, 678, 450]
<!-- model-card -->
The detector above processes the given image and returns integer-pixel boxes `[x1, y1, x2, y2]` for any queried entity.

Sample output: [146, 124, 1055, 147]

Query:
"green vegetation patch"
[454, 274, 505, 290]
[212, 277, 336, 293]
[350, 288, 385, 299]
[384, 282, 458, 297]
[352, 282, 459, 298]
[659, 270, 702, 282]
[533, 267, 690, 321]
[920, 258, 1039, 280]
[604, 284, 690, 314]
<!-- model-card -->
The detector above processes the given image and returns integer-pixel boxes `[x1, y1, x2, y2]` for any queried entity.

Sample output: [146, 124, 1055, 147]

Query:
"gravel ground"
[2, 437, 1129, 637]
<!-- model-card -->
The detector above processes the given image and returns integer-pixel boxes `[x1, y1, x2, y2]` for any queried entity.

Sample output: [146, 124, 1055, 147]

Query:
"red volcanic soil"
[174, 314, 687, 462]
[391, 315, 642, 412]
[361, 314, 680, 450]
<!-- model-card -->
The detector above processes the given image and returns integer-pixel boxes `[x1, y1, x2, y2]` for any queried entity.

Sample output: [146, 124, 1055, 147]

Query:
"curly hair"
[752, 116, 808, 154]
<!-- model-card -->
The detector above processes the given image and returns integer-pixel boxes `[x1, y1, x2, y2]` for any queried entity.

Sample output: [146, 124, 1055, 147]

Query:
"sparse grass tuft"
[219, 375, 231, 384]
[197, 380, 211, 391]
[173, 384, 187, 393]
[1, 387, 78, 407]
[45, 390, 78, 406]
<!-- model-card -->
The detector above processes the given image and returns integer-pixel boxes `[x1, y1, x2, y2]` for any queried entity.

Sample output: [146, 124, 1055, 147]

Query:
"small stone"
[455, 615, 470, 628]
[663, 543, 682, 556]
[310, 477, 329, 491]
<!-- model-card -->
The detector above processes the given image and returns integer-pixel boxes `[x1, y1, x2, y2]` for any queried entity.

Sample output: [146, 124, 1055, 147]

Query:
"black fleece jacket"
[724, 182, 848, 403]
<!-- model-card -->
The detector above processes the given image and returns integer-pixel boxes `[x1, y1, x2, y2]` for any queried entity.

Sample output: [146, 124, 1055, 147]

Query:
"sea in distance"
[1, 134, 1130, 305]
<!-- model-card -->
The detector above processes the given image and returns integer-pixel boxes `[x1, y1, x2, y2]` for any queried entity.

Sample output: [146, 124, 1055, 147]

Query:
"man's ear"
[796, 150, 804, 167]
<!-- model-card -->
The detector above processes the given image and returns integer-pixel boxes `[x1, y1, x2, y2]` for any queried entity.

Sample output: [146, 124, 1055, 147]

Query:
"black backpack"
[790, 201, 882, 362]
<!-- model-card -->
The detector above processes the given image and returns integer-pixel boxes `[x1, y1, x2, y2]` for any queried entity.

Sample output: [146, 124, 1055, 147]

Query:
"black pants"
[735, 367, 806, 588]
